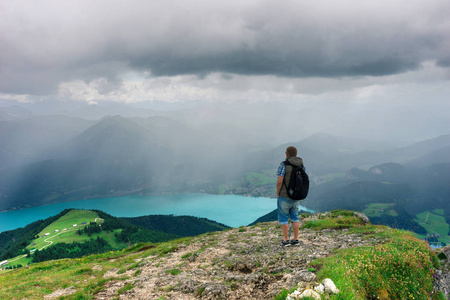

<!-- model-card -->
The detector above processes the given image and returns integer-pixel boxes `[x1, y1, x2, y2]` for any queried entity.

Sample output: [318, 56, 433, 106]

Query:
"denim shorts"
[277, 196, 300, 225]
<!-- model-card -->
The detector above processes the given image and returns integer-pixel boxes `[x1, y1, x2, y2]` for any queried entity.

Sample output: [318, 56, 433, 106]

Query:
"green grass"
[29, 210, 102, 250]
[245, 170, 275, 186]
[302, 210, 365, 230]
[432, 209, 445, 216]
[2, 210, 109, 269]
[0, 236, 195, 299]
[311, 228, 443, 299]
[165, 268, 181, 275]
[0, 213, 445, 300]
[362, 203, 398, 217]
[415, 211, 450, 243]
[3, 229, 127, 270]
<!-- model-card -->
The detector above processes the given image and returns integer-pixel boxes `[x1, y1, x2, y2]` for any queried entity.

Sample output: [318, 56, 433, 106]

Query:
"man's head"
[285, 146, 297, 157]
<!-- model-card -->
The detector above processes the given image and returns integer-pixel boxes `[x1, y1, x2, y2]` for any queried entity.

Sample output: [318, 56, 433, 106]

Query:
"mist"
[1, 1, 449, 211]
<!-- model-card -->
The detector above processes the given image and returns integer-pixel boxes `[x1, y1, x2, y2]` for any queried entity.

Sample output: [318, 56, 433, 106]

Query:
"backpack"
[282, 160, 309, 200]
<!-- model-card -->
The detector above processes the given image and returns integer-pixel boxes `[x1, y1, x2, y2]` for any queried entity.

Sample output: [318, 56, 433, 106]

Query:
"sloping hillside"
[0, 211, 445, 299]
[0, 209, 230, 267]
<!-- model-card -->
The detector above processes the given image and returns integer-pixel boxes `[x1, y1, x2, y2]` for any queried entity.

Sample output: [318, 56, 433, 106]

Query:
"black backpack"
[282, 160, 309, 200]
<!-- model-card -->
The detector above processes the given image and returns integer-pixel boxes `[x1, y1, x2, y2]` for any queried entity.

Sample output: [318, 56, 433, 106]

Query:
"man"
[276, 146, 304, 246]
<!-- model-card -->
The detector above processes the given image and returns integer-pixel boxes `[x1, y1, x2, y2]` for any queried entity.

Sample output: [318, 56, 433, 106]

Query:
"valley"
[1, 105, 449, 257]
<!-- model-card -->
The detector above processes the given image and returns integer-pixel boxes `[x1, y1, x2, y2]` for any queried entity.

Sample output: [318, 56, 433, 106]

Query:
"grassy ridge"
[362, 203, 398, 217]
[302, 210, 444, 300]
[2, 210, 116, 269]
[0, 239, 191, 299]
[0, 211, 445, 300]
[29, 210, 101, 250]
[1, 209, 230, 270]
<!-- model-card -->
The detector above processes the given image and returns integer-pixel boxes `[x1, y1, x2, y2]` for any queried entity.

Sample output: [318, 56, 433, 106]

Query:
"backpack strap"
[281, 160, 291, 191]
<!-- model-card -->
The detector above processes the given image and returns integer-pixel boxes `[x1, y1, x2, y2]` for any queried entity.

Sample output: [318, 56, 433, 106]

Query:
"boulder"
[323, 278, 340, 294]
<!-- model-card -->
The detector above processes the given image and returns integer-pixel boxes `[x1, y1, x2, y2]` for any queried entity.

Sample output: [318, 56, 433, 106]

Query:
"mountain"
[57, 103, 158, 120]
[0, 209, 229, 264]
[410, 145, 450, 167]
[0, 115, 93, 170]
[302, 162, 450, 240]
[0, 110, 449, 213]
[384, 134, 450, 164]
[0, 211, 445, 299]
[0, 116, 165, 210]
[0, 106, 34, 121]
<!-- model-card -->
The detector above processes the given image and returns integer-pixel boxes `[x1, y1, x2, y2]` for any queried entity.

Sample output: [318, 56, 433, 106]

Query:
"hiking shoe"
[290, 239, 300, 246]
[280, 240, 291, 247]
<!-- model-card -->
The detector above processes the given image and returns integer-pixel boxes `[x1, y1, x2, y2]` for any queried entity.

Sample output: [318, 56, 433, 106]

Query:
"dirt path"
[4, 217, 103, 267]
[424, 212, 431, 224]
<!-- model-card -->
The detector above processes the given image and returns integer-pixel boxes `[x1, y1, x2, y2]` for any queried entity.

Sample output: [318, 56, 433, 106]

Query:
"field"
[1, 210, 109, 270]
[415, 210, 450, 244]
[362, 203, 398, 217]
[28, 210, 102, 251]
[245, 170, 275, 186]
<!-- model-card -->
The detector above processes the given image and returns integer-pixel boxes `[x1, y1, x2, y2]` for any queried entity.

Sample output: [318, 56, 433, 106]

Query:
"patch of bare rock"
[96, 213, 384, 299]
[434, 245, 450, 299]
[43, 287, 76, 299]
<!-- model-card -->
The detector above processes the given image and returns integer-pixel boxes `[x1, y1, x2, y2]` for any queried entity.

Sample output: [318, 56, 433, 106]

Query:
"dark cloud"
[1, 0, 449, 95]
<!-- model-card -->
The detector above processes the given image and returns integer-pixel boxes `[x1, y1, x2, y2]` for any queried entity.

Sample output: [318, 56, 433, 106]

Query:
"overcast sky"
[0, 0, 449, 139]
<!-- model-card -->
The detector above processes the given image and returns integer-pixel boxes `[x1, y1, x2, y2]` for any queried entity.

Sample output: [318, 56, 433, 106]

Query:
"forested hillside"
[121, 215, 229, 237]
[0, 209, 229, 267]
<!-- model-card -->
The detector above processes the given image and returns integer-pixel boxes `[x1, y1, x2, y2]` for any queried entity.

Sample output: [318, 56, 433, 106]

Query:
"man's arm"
[276, 175, 283, 198]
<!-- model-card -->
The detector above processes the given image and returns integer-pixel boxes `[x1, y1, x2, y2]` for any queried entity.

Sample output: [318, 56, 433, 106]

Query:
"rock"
[323, 278, 340, 294]
[353, 212, 370, 224]
[43, 287, 76, 299]
[298, 270, 316, 282]
[92, 265, 103, 271]
[298, 289, 321, 299]
[91, 219, 389, 299]
[314, 283, 325, 294]
[433, 247, 450, 299]
[175, 279, 201, 294]
[233, 260, 253, 273]
[286, 289, 302, 300]
[201, 283, 230, 299]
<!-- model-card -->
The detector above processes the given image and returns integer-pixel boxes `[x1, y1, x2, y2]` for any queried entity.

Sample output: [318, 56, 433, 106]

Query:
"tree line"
[32, 237, 112, 263]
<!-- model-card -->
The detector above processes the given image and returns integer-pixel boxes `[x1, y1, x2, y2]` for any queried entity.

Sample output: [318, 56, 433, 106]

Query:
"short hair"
[286, 146, 297, 157]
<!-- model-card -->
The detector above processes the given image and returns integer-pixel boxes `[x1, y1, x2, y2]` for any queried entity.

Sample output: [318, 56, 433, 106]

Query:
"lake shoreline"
[0, 193, 289, 233]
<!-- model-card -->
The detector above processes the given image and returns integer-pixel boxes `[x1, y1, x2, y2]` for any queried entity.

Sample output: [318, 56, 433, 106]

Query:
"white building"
[0, 260, 8, 267]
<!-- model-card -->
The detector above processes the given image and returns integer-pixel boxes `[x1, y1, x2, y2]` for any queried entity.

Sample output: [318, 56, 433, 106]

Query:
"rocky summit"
[89, 213, 385, 300]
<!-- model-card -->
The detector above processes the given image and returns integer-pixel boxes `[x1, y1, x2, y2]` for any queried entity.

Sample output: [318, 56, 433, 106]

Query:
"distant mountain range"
[1, 106, 449, 213]
[0, 104, 449, 245]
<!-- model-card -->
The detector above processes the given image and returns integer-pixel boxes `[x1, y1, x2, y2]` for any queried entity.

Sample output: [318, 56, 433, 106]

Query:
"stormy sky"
[1, 0, 449, 141]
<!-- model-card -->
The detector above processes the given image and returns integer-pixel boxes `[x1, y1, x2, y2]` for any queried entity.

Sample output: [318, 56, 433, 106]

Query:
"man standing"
[276, 146, 305, 246]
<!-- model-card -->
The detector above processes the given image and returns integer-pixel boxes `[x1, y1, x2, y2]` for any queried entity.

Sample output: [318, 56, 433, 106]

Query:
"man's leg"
[281, 224, 289, 241]
[292, 221, 300, 240]
[278, 197, 290, 243]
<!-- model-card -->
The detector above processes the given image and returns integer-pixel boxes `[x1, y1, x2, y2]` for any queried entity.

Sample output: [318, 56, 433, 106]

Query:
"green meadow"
[245, 170, 275, 186]
[362, 203, 398, 217]
[3, 210, 123, 270]
[415, 210, 450, 243]
[28, 210, 102, 251]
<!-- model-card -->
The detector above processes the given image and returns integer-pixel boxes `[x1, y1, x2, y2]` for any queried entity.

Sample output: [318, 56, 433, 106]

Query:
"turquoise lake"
[0, 194, 311, 232]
